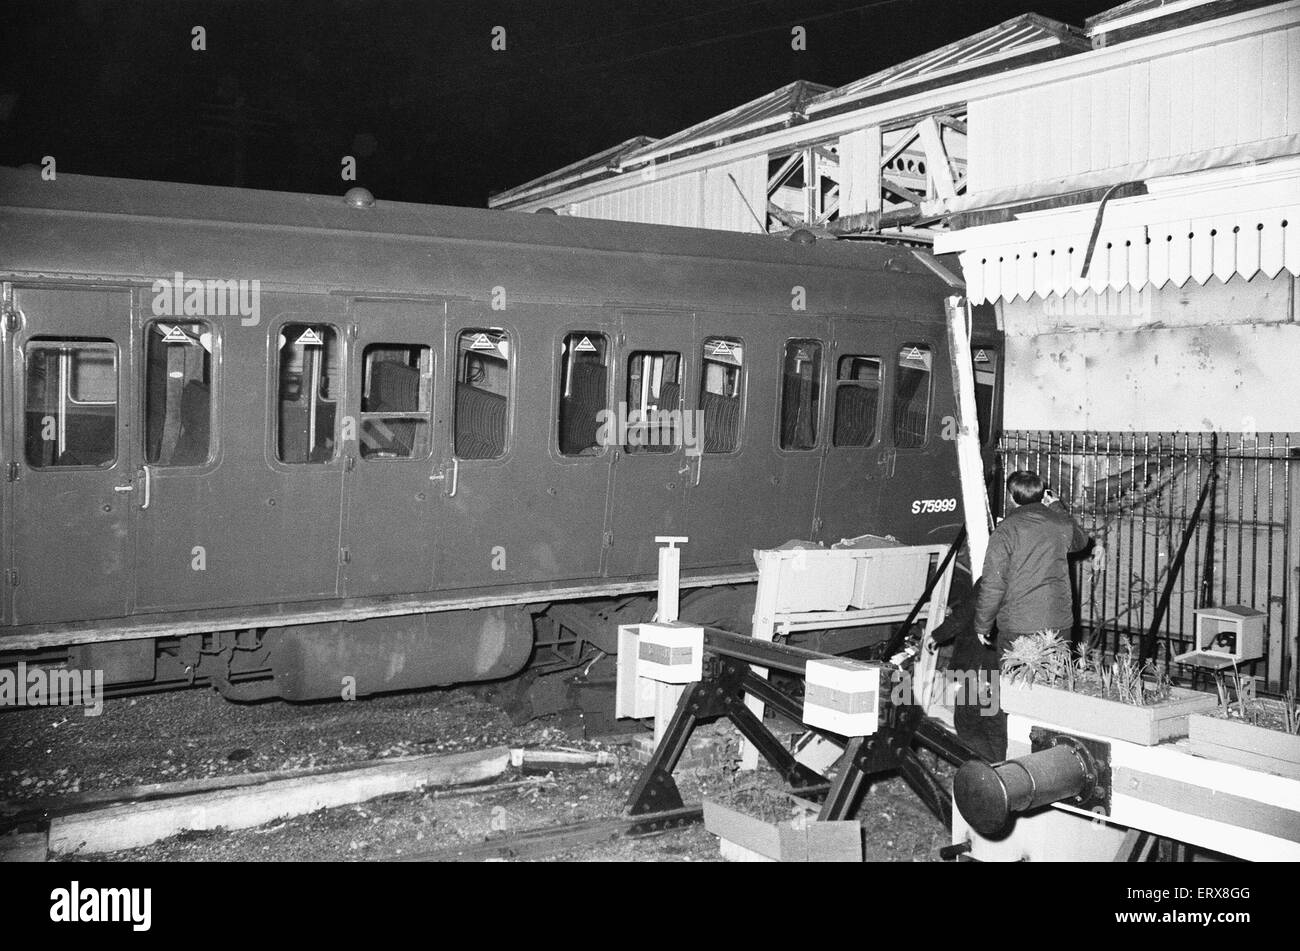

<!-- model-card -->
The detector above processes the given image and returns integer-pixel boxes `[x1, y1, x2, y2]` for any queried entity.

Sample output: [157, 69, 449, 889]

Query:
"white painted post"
[653, 536, 689, 746]
[945, 296, 992, 579]
[917, 295, 994, 723]
[655, 536, 687, 623]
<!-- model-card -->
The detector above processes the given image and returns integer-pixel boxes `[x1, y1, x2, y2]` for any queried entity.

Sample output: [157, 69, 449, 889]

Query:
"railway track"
[397, 805, 706, 862]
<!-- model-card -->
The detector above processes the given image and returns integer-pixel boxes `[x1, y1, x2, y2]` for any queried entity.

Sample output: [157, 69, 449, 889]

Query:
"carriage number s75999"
[911, 498, 958, 514]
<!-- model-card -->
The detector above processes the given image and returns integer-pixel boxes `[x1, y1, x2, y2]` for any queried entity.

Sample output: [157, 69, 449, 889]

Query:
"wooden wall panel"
[965, 24, 1299, 198]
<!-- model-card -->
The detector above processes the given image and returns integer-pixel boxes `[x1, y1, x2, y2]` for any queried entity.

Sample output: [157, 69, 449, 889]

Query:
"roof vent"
[344, 187, 375, 209]
[534, 207, 558, 215]
[787, 228, 817, 245]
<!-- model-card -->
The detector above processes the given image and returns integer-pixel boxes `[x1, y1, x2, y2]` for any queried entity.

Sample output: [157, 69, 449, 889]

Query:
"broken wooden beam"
[48, 746, 511, 856]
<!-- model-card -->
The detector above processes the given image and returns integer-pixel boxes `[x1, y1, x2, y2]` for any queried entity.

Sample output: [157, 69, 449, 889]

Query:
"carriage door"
[429, 304, 527, 589]
[132, 306, 221, 612]
[605, 310, 693, 578]
[815, 318, 887, 543]
[341, 301, 440, 597]
[876, 328, 960, 544]
[5, 285, 133, 625]
[680, 320, 761, 569]
[771, 330, 830, 544]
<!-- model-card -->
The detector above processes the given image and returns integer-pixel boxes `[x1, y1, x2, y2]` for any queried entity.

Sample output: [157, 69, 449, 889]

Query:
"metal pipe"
[702, 626, 834, 675]
[1201, 432, 1218, 609]
[954, 741, 1096, 837]
[881, 525, 966, 659]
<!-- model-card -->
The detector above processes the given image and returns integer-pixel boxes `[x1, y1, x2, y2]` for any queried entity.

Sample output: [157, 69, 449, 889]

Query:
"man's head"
[1007, 470, 1046, 506]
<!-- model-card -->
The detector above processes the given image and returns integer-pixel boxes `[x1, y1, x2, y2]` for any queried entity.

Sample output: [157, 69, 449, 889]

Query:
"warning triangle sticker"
[906, 346, 923, 361]
[574, 336, 597, 353]
[297, 328, 324, 346]
[974, 349, 990, 363]
[470, 332, 496, 350]
[160, 325, 192, 345]
[710, 341, 734, 358]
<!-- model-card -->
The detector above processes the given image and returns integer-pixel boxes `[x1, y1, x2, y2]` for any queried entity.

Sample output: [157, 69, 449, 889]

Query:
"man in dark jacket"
[964, 470, 1089, 760]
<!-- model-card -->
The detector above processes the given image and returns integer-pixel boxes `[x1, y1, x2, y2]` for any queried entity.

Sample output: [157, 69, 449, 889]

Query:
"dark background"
[0, 0, 1116, 207]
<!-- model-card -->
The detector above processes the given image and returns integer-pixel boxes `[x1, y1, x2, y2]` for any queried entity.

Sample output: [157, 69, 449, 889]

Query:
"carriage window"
[360, 344, 432, 460]
[24, 338, 117, 468]
[893, 344, 932, 449]
[779, 339, 821, 450]
[454, 329, 511, 459]
[625, 350, 681, 454]
[832, 354, 881, 448]
[145, 321, 213, 466]
[699, 337, 743, 453]
[558, 333, 608, 456]
[972, 346, 997, 446]
[277, 324, 340, 464]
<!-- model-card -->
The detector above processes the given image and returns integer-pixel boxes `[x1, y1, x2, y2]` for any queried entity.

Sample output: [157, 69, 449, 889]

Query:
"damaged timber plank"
[48, 746, 511, 856]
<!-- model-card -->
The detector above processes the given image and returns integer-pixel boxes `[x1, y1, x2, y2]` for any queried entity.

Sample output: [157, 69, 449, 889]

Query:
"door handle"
[429, 457, 459, 497]
[140, 465, 152, 510]
[113, 484, 134, 492]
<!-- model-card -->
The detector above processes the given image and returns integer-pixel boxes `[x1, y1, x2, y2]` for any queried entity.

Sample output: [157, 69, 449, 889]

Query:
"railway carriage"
[0, 170, 1000, 700]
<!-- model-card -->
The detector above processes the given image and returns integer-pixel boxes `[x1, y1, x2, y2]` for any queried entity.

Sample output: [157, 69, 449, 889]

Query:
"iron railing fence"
[996, 431, 1297, 694]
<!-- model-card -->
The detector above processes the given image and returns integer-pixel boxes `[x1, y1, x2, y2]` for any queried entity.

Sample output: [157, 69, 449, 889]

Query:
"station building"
[491, 0, 1300, 692]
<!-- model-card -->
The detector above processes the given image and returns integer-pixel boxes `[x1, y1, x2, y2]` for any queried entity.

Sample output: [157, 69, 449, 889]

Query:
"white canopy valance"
[935, 157, 1300, 304]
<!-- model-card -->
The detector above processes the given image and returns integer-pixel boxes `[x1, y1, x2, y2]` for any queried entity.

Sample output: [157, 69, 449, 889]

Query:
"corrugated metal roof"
[489, 135, 657, 208]
[807, 14, 1088, 114]
[491, 14, 1091, 208]
[621, 80, 831, 167]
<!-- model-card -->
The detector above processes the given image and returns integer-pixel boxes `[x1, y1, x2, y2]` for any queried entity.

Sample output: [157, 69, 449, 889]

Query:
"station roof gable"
[806, 13, 1088, 117]
[489, 135, 657, 209]
[621, 79, 831, 168]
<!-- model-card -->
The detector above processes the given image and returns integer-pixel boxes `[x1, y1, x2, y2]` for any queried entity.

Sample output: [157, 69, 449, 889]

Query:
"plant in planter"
[1190, 670, 1300, 778]
[998, 633, 1213, 745]
[1002, 634, 1173, 706]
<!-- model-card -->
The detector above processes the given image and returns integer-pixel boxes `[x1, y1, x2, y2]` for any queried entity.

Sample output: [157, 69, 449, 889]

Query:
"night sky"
[1, 0, 1118, 208]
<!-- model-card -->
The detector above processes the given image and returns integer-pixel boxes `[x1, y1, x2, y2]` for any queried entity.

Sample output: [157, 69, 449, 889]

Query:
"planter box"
[999, 680, 1216, 746]
[702, 800, 860, 862]
[1188, 713, 1300, 779]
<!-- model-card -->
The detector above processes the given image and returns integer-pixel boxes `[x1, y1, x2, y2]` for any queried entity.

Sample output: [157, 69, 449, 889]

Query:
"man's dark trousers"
[951, 628, 1028, 763]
